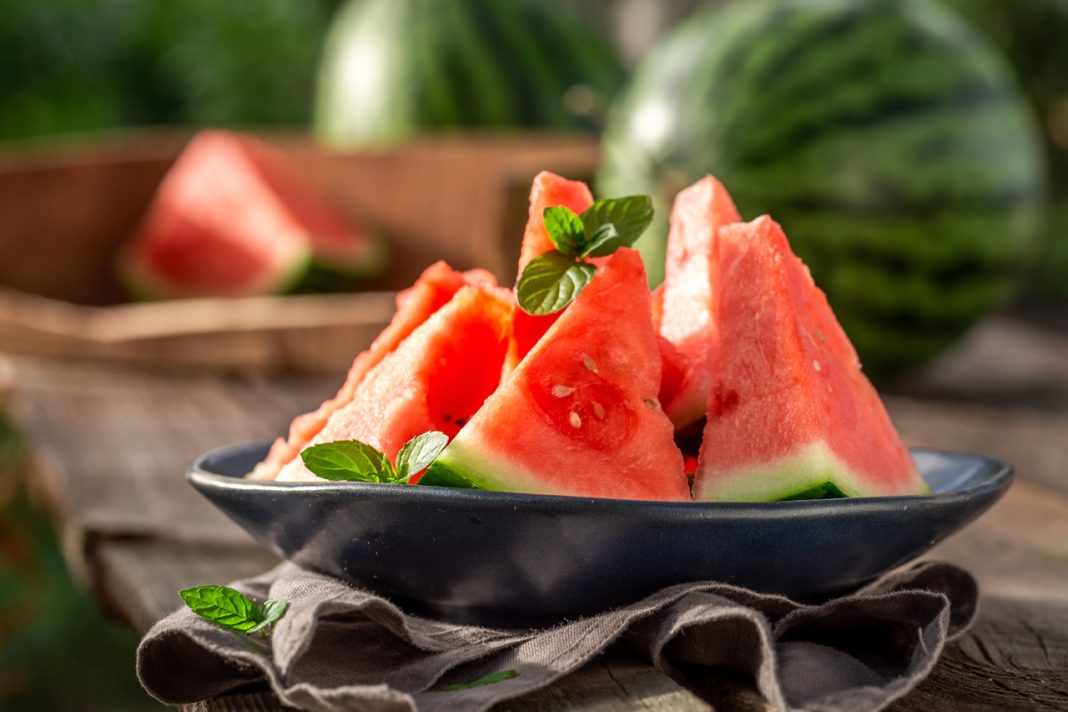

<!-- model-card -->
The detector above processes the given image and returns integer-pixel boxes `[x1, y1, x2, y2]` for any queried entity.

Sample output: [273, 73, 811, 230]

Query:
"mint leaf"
[248, 599, 289, 635]
[396, 431, 448, 481]
[443, 669, 518, 691]
[516, 251, 597, 316]
[542, 206, 586, 255]
[301, 441, 396, 482]
[580, 196, 654, 257]
[180, 585, 263, 633]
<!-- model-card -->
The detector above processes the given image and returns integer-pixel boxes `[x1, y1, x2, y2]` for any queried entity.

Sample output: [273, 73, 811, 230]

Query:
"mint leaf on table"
[516, 252, 597, 316]
[517, 194, 654, 316]
[301, 432, 449, 483]
[443, 669, 518, 691]
[542, 205, 586, 255]
[301, 440, 396, 482]
[179, 585, 264, 634]
[580, 196, 653, 257]
[395, 431, 449, 482]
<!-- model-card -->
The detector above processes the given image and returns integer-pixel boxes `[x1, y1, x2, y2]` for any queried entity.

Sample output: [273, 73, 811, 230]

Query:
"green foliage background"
[937, 0, 1068, 300]
[0, 2, 339, 707]
[0, 0, 339, 140]
[0, 418, 158, 710]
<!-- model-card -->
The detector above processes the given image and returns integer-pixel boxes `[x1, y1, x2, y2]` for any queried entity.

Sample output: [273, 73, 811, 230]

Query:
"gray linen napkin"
[137, 560, 976, 711]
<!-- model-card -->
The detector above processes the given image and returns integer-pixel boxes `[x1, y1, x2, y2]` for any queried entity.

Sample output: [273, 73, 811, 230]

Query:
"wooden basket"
[0, 131, 599, 372]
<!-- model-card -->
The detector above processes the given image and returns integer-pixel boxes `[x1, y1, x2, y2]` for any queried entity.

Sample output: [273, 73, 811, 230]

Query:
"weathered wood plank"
[7, 355, 336, 585]
[921, 480, 1068, 602]
[6, 313, 1068, 711]
[94, 538, 278, 633]
[889, 598, 1068, 711]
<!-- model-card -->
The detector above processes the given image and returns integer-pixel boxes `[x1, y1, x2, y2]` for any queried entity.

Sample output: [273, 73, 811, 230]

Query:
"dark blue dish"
[189, 443, 1011, 627]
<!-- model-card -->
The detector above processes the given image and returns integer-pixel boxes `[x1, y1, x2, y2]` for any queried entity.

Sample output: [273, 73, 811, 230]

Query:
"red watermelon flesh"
[650, 283, 665, 332]
[252, 261, 495, 480]
[649, 284, 689, 407]
[277, 284, 513, 482]
[506, 171, 595, 372]
[658, 176, 741, 430]
[122, 130, 374, 299]
[657, 335, 688, 409]
[693, 217, 927, 501]
[423, 248, 690, 501]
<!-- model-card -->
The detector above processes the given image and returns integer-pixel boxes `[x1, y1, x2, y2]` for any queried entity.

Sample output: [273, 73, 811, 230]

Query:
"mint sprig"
[395, 430, 449, 482]
[542, 206, 586, 254]
[518, 252, 597, 316]
[580, 196, 654, 257]
[300, 431, 448, 483]
[517, 195, 653, 316]
[179, 585, 288, 639]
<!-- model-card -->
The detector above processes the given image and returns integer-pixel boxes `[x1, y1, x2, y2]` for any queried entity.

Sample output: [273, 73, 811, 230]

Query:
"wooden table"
[5, 314, 1068, 710]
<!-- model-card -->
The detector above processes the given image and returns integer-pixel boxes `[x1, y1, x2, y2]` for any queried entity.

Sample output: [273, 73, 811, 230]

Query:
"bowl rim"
[188, 441, 1014, 514]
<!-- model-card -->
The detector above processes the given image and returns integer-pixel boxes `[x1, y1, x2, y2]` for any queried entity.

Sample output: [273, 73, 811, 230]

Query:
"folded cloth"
[137, 560, 976, 712]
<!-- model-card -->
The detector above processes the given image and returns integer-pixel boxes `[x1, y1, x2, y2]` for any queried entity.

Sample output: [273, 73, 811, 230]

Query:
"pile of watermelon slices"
[252, 172, 928, 502]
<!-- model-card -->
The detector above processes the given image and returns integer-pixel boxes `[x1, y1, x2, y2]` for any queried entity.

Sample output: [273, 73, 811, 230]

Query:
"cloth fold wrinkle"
[137, 560, 977, 712]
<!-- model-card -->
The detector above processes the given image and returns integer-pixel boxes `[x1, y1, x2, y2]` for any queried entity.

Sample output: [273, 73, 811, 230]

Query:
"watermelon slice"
[276, 284, 512, 482]
[658, 176, 741, 430]
[121, 130, 380, 300]
[252, 261, 495, 480]
[505, 171, 595, 372]
[423, 248, 690, 501]
[693, 216, 927, 501]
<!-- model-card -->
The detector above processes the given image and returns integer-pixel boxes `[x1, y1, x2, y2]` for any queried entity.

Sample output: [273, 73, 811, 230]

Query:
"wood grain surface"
[4, 313, 1068, 710]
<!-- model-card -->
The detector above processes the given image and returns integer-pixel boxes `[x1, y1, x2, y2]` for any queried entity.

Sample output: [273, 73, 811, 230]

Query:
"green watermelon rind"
[290, 232, 391, 294]
[118, 242, 314, 302]
[310, 229, 390, 277]
[694, 442, 930, 502]
[422, 436, 539, 493]
[420, 458, 480, 489]
[314, 0, 626, 149]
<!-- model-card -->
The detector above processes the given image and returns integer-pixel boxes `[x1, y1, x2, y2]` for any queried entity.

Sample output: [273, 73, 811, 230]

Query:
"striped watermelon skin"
[599, 0, 1045, 376]
[315, 0, 625, 148]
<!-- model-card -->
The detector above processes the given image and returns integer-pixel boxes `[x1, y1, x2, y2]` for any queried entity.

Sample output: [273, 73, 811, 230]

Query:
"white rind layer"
[434, 430, 557, 494]
[694, 441, 928, 502]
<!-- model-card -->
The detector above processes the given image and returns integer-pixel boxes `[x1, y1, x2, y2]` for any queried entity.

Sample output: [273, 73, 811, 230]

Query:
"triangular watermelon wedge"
[277, 284, 512, 482]
[121, 130, 380, 299]
[252, 261, 496, 479]
[658, 176, 741, 431]
[694, 217, 927, 501]
[423, 248, 689, 501]
[505, 171, 595, 373]
[505, 172, 683, 406]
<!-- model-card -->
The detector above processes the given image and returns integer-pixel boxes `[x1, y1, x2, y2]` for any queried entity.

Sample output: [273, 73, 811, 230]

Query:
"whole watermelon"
[599, 0, 1046, 376]
[938, 0, 1068, 301]
[314, 0, 625, 148]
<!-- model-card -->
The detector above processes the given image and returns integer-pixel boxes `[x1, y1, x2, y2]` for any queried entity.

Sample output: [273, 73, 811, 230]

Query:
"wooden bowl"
[0, 130, 598, 372]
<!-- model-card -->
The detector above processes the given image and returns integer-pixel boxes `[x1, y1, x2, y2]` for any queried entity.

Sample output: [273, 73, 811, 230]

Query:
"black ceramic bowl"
[189, 443, 1011, 627]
